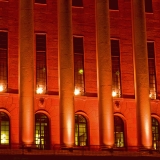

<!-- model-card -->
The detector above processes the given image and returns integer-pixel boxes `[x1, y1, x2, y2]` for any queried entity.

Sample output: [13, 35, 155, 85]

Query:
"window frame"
[73, 36, 85, 96]
[36, 33, 47, 94]
[72, 0, 83, 7]
[109, 0, 118, 10]
[35, 113, 50, 150]
[111, 39, 121, 98]
[0, 31, 8, 93]
[152, 117, 159, 150]
[0, 112, 10, 147]
[35, 0, 46, 4]
[145, 0, 153, 13]
[114, 116, 125, 148]
[147, 41, 157, 99]
[75, 114, 88, 147]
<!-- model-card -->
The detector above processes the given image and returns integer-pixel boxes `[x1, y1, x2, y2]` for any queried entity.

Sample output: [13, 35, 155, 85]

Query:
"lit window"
[0, 32, 8, 93]
[109, 0, 118, 10]
[152, 117, 159, 150]
[74, 37, 85, 96]
[35, 0, 46, 4]
[114, 116, 125, 148]
[145, 0, 153, 13]
[147, 42, 156, 99]
[0, 112, 10, 146]
[35, 113, 50, 149]
[111, 40, 121, 98]
[36, 34, 47, 94]
[75, 114, 88, 146]
[72, 0, 83, 7]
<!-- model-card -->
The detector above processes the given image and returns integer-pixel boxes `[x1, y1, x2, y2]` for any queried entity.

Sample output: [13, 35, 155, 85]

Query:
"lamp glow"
[36, 87, 43, 94]
[74, 88, 80, 95]
[112, 91, 117, 97]
[78, 69, 83, 74]
[0, 85, 5, 92]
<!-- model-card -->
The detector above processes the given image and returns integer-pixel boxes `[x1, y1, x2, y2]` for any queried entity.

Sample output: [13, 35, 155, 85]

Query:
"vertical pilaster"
[19, 0, 34, 146]
[95, 0, 114, 147]
[132, 0, 152, 149]
[58, 0, 74, 147]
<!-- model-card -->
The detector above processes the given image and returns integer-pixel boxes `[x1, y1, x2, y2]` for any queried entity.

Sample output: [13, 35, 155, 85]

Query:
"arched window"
[75, 114, 88, 146]
[0, 112, 10, 146]
[152, 117, 159, 150]
[35, 113, 50, 149]
[114, 116, 125, 147]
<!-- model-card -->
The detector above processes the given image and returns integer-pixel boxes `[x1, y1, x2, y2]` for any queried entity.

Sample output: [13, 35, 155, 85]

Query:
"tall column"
[19, 0, 34, 146]
[58, 0, 74, 147]
[132, 0, 152, 149]
[95, 0, 114, 148]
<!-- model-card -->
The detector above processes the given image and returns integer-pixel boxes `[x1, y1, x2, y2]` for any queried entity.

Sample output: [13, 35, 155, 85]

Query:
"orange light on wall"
[67, 119, 72, 142]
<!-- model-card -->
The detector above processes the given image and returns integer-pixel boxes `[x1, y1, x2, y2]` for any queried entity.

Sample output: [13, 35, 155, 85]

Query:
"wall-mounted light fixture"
[0, 83, 7, 92]
[36, 85, 45, 94]
[74, 88, 80, 95]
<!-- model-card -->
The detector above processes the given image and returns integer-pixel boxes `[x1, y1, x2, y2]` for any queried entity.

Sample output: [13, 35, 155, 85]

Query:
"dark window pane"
[111, 40, 121, 97]
[0, 32, 8, 92]
[72, 0, 83, 7]
[36, 34, 47, 94]
[109, 0, 118, 10]
[74, 37, 85, 96]
[73, 37, 84, 54]
[147, 42, 156, 99]
[0, 32, 8, 49]
[145, 0, 153, 13]
[35, 0, 46, 4]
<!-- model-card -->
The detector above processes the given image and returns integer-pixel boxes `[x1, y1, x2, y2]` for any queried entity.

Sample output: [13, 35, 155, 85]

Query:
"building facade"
[0, 0, 160, 153]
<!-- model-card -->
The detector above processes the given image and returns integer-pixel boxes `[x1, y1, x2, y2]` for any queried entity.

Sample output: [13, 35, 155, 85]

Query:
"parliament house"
[0, 0, 160, 159]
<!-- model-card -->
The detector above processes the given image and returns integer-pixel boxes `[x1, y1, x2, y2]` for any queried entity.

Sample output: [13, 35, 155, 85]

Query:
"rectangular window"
[111, 40, 121, 98]
[0, 32, 8, 92]
[145, 0, 153, 13]
[72, 0, 83, 7]
[36, 34, 47, 94]
[147, 42, 156, 99]
[74, 37, 85, 96]
[35, 0, 46, 4]
[109, 0, 118, 10]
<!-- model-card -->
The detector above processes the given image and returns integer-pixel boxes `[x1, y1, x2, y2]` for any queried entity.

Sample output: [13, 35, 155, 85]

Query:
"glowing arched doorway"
[152, 117, 159, 150]
[35, 113, 50, 149]
[114, 116, 125, 147]
[75, 114, 88, 146]
[0, 112, 10, 146]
